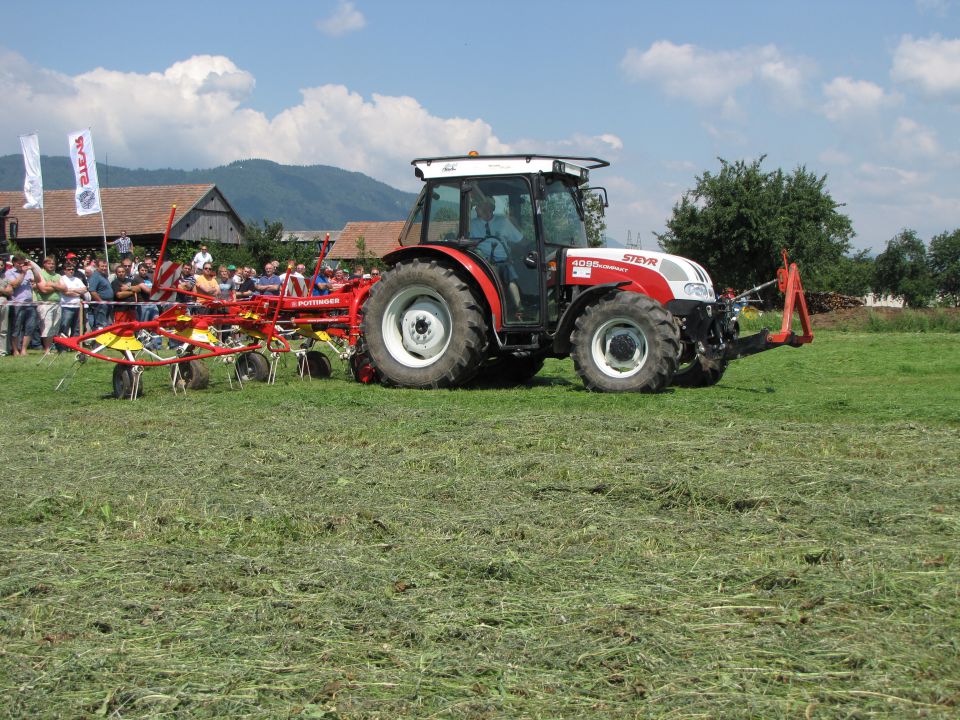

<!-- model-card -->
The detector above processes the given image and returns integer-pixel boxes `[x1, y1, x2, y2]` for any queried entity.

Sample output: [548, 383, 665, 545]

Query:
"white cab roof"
[412, 154, 608, 183]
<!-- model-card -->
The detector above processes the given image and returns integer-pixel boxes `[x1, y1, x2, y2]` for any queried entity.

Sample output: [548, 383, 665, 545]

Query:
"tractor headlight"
[683, 282, 710, 297]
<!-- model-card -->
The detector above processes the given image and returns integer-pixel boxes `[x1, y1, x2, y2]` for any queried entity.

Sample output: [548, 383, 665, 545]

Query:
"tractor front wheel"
[361, 259, 488, 388]
[571, 293, 679, 393]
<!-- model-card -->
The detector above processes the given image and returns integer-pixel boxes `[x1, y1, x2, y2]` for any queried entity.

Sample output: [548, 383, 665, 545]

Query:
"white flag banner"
[68, 128, 102, 216]
[19, 133, 43, 209]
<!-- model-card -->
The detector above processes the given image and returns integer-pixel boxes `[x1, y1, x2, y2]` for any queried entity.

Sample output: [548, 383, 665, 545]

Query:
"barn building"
[0, 185, 244, 257]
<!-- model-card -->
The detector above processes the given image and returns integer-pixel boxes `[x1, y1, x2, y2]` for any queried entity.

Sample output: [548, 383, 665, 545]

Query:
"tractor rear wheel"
[361, 259, 488, 388]
[571, 293, 679, 393]
[236, 352, 270, 382]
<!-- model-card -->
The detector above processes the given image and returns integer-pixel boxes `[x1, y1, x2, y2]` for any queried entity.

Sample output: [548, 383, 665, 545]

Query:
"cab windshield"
[540, 178, 587, 248]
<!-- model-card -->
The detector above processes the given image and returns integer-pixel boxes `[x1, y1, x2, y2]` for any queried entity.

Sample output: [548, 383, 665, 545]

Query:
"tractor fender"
[382, 245, 504, 330]
[552, 282, 630, 355]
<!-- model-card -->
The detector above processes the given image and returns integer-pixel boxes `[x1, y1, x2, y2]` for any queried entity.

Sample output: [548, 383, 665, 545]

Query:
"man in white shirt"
[192, 245, 213, 269]
[59, 262, 88, 337]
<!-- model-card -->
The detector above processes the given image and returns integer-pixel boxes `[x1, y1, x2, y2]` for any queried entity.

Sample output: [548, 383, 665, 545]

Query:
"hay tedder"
[56, 154, 812, 398]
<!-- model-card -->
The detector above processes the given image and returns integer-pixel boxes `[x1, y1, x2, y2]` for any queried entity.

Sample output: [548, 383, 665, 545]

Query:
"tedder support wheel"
[672, 350, 728, 388]
[571, 292, 680, 393]
[112, 365, 143, 399]
[299, 350, 332, 378]
[361, 259, 488, 388]
[171, 358, 210, 390]
[235, 352, 270, 382]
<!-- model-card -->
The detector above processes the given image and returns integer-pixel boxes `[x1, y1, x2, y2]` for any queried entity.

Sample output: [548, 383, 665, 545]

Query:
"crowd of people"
[0, 249, 380, 356]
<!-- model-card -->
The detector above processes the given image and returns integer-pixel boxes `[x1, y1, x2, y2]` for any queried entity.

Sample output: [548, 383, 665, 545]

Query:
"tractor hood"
[565, 248, 716, 304]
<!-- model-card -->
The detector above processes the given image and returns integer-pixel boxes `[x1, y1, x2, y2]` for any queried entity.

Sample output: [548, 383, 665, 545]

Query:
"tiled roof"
[328, 221, 405, 259]
[0, 185, 217, 239]
[280, 230, 342, 245]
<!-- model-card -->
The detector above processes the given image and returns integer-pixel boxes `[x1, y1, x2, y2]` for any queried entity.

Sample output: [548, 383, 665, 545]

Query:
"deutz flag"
[68, 128, 101, 216]
[19, 133, 43, 209]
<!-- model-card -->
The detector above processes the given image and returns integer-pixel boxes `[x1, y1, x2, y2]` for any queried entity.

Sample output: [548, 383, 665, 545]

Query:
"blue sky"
[2, 0, 958, 251]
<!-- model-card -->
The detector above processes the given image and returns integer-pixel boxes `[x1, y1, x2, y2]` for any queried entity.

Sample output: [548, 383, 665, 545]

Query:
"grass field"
[1, 329, 958, 718]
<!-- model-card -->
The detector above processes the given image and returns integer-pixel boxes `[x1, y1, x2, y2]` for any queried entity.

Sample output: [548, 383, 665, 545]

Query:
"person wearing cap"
[228, 264, 242, 286]
[192, 245, 213, 270]
[5, 256, 36, 355]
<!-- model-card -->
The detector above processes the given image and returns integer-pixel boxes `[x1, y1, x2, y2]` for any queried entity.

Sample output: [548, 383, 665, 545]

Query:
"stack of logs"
[803, 292, 864, 315]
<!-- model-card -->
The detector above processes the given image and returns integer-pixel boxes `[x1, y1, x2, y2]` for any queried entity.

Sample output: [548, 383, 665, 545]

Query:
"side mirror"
[534, 174, 546, 200]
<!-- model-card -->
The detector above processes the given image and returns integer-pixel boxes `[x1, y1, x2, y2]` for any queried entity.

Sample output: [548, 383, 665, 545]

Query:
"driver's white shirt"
[470, 215, 522, 245]
[469, 215, 522, 264]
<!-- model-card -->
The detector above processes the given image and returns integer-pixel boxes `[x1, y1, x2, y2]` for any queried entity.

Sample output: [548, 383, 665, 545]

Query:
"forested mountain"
[0, 155, 417, 229]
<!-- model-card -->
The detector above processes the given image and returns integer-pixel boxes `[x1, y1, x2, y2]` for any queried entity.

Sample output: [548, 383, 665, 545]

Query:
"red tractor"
[56, 154, 811, 398]
[359, 153, 812, 392]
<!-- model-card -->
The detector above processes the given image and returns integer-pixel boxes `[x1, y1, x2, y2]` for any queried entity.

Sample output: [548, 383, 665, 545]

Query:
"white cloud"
[889, 117, 940, 158]
[600, 175, 676, 246]
[818, 147, 853, 166]
[510, 132, 623, 158]
[316, 2, 366, 37]
[620, 41, 807, 113]
[702, 122, 747, 146]
[852, 162, 927, 200]
[891, 34, 960, 96]
[915, 0, 951, 16]
[821, 76, 897, 121]
[0, 51, 618, 191]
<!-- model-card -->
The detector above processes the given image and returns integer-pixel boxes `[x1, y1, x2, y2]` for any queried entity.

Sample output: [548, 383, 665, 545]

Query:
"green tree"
[873, 229, 934, 308]
[816, 249, 875, 297]
[655, 157, 854, 292]
[929, 229, 960, 306]
[584, 192, 607, 248]
[243, 219, 287, 267]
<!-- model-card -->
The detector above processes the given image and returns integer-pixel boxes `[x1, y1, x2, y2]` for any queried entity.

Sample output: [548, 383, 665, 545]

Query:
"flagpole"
[37, 134, 47, 258]
[99, 210, 109, 265]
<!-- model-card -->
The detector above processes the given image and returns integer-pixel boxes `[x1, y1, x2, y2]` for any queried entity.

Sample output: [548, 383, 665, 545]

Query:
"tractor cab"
[396, 154, 608, 328]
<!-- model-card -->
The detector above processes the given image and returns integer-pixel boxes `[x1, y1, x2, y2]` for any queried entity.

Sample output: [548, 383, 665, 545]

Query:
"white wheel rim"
[590, 316, 649, 378]
[382, 284, 453, 368]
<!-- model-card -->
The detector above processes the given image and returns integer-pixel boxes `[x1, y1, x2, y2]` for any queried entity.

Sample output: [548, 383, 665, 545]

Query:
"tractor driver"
[469, 194, 522, 310]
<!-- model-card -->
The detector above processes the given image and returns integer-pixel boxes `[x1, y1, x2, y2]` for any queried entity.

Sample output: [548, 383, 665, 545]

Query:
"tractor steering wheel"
[476, 235, 511, 265]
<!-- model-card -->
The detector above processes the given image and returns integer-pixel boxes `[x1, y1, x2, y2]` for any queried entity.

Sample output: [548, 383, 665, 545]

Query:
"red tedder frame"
[769, 249, 814, 345]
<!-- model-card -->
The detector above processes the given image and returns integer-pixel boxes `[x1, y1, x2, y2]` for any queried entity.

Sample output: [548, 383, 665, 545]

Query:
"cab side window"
[426, 182, 461, 243]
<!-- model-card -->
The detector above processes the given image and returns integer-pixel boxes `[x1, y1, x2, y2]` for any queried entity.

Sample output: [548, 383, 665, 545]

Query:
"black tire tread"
[671, 355, 728, 387]
[361, 259, 488, 389]
[571, 292, 680, 393]
[236, 352, 270, 382]
[299, 350, 332, 378]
